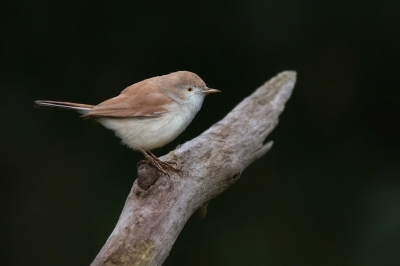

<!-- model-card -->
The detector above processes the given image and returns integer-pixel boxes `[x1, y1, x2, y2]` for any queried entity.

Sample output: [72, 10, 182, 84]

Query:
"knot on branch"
[137, 161, 161, 190]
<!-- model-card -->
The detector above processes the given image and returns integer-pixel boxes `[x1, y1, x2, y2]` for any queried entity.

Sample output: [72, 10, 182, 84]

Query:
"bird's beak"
[202, 88, 221, 94]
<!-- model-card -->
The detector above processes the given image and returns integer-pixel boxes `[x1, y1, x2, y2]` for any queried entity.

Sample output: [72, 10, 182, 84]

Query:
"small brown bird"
[35, 71, 220, 174]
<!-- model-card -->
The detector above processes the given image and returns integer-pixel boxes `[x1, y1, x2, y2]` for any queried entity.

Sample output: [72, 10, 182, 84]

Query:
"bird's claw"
[138, 149, 181, 176]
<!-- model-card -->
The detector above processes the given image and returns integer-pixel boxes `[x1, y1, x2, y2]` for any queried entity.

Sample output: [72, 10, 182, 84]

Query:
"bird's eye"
[186, 87, 193, 92]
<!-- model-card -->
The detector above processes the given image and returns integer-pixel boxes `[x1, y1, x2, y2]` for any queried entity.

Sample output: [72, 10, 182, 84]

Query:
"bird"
[35, 71, 220, 175]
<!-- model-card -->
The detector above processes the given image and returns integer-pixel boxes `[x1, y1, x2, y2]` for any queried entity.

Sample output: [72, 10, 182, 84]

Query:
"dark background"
[2, 0, 400, 265]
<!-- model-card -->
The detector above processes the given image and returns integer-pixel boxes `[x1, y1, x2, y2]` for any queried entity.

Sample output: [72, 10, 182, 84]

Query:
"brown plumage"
[83, 78, 173, 118]
[34, 100, 94, 113]
[84, 71, 206, 118]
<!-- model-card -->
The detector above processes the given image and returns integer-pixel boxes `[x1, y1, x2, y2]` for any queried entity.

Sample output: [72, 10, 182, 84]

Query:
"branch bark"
[91, 71, 297, 266]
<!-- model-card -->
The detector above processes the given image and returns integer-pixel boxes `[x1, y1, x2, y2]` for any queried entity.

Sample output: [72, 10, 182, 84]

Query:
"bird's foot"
[139, 150, 181, 176]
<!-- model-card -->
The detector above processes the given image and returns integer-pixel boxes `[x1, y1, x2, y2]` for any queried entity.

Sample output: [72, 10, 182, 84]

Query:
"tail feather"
[35, 100, 94, 115]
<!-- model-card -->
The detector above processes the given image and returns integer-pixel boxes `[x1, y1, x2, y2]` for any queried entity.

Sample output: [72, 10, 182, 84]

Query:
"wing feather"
[83, 80, 172, 118]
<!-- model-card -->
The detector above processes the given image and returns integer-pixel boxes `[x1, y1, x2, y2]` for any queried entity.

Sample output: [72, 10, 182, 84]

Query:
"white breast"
[97, 102, 197, 151]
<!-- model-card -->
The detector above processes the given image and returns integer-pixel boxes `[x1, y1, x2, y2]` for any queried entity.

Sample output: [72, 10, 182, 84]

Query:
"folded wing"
[82, 81, 172, 118]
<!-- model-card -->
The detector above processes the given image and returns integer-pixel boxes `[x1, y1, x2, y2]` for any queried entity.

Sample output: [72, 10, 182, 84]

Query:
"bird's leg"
[146, 151, 181, 172]
[138, 148, 168, 175]
[137, 148, 181, 175]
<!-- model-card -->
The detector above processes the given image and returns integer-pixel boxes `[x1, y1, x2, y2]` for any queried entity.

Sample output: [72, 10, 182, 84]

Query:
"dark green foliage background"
[1, 1, 400, 265]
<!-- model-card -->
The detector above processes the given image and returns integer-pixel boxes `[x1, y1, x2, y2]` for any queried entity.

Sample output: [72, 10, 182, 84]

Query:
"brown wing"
[83, 80, 172, 118]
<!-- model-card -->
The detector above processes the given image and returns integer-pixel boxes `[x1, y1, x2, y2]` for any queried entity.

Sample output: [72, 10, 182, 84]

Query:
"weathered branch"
[91, 71, 296, 266]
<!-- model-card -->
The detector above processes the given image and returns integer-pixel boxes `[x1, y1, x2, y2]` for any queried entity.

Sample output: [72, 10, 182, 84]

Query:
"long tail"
[34, 100, 95, 115]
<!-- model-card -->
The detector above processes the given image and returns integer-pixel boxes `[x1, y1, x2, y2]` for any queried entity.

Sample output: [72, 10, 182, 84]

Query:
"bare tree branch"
[91, 71, 297, 266]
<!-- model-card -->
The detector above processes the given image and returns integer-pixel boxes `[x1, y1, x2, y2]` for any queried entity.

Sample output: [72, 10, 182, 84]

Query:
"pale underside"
[97, 102, 196, 151]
